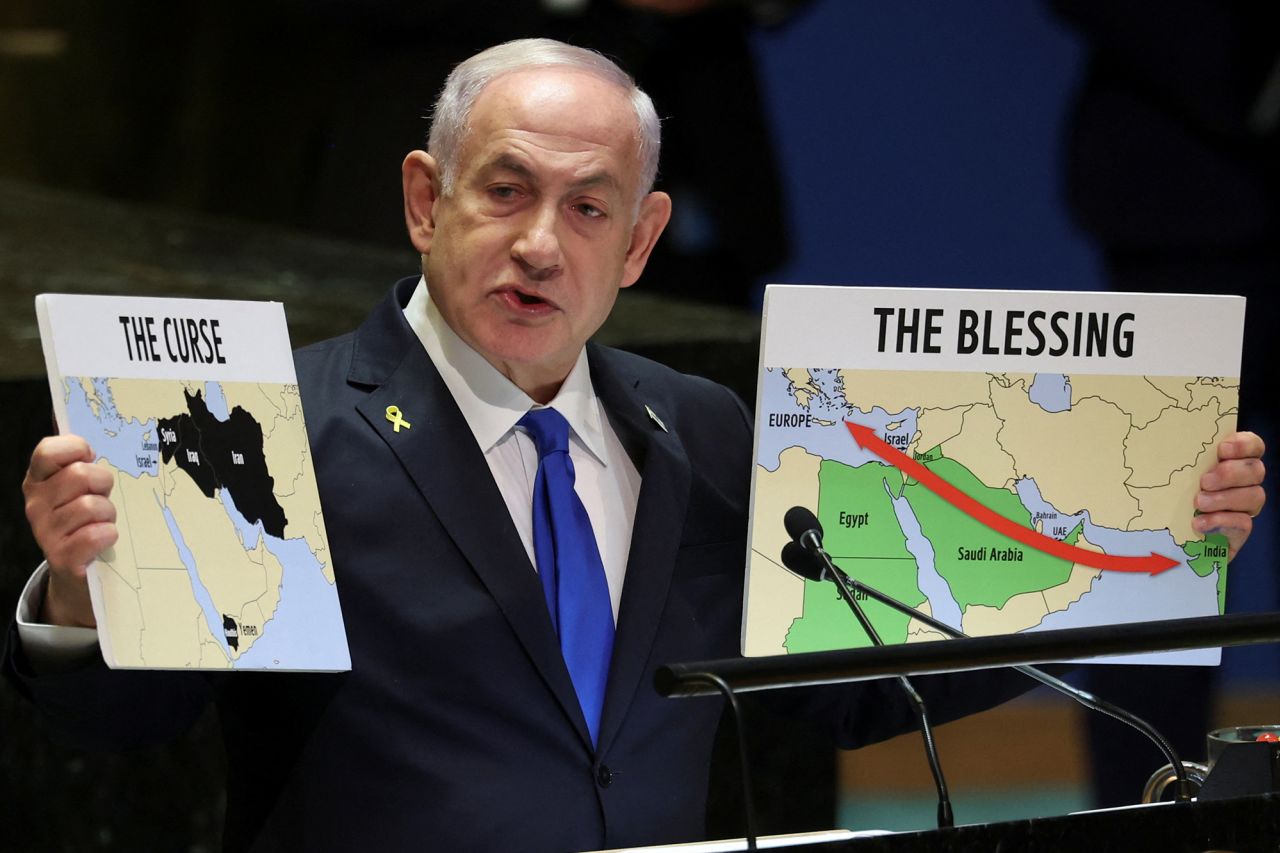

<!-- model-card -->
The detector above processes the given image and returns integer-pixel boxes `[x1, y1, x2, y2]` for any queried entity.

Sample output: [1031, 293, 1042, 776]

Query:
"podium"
[781, 794, 1280, 852]
[595, 794, 1279, 852]
[655, 613, 1280, 852]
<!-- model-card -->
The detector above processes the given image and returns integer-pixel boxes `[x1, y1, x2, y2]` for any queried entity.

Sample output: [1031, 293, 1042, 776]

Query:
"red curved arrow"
[845, 421, 1179, 575]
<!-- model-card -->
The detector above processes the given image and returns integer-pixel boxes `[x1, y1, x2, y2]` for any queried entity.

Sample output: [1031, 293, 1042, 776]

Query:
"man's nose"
[512, 204, 563, 280]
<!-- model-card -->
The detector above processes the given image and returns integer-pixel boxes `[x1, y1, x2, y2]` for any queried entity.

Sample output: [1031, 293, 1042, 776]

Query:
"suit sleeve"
[3, 619, 213, 751]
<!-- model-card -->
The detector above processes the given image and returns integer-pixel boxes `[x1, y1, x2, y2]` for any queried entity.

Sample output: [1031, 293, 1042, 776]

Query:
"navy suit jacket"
[6, 278, 1029, 851]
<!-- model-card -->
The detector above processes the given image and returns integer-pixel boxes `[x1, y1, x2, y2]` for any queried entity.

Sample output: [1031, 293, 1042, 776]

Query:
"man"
[8, 39, 1268, 851]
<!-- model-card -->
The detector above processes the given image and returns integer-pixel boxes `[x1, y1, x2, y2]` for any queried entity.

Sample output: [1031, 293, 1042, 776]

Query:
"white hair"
[427, 38, 661, 202]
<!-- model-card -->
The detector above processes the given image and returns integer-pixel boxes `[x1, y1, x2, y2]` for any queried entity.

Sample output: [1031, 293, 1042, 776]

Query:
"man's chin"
[475, 332, 578, 382]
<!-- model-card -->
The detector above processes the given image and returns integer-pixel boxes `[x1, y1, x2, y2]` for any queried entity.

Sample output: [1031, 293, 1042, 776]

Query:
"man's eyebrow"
[566, 169, 622, 194]
[486, 154, 536, 181]
[484, 154, 623, 195]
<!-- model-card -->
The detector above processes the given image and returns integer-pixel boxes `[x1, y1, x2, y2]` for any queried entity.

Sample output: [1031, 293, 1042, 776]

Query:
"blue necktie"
[519, 407, 613, 746]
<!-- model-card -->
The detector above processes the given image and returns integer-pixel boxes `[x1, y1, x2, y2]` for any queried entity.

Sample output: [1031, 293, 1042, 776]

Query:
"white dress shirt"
[404, 278, 639, 622]
[16, 277, 640, 664]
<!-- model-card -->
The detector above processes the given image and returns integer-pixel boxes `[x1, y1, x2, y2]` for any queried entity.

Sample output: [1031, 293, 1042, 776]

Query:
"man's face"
[403, 68, 670, 400]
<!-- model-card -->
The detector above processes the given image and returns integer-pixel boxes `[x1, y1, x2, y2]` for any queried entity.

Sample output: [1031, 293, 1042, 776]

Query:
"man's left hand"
[1194, 431, 1266, 559]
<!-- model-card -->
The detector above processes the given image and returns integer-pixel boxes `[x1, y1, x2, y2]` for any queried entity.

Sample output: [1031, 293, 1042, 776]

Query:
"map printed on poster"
[742, 285, 1245, 666]
[37, 294, 350, 671]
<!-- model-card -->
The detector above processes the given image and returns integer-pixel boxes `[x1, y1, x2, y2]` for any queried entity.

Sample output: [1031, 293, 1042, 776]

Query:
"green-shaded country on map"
[904, 452, 1073, 610]
[785, 459, 926, 652]
[158, 389, 288, 538]
[1183, 534, 1230, 614]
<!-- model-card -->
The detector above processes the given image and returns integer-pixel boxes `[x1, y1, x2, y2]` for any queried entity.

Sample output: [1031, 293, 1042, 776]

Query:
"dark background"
[2, 0, 1277, 848]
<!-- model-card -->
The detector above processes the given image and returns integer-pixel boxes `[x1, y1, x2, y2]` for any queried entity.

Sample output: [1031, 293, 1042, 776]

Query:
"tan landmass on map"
[1042, 563, 1102, 613]
[222, 383, 289, 427]
[905, 601, 950, 643]
[905, 623, 950, 643]
[1145, 376, 1193, 407]
[1127, 415, 1234, 543]
[136, 569, 225, 668]
[221, 383, 301, 481]
[995, 373, 1036, 391]
[1124, 402, 1222, 489]
[913, 405, 968, 458]
[231, 538, 285, 657]
[1185, 378, 1239, 414]
[107, 378, 193, 423]
[278, 470, 331, 574]
[1070, 375, 1179, 427]
[962, 589, 1050, 636]
[744, 445, 819, 655]
[112, 465, 182, 571]
[95, 564, 144, 665]
[838, 369, 992, 415]
[240, 600, 267, 636]
[990, 384, 1137, 526]
[938, 403, 1017, 490]
[73, 378, 102, 418]
[199, 635, 232, 668]
[102, 457, 217, 667]
[783, 368, 820, 409]
[221, 384, 329, 564]
[224, 382, 305, 446]
[100, 467, 141, 591]
[165, 473, 282, 656]
[264, 419, 325, 547]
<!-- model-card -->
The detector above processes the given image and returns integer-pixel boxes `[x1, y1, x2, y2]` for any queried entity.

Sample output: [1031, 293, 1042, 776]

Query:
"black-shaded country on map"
[158, 389, 288, 538]
[63, 377, 345, 670]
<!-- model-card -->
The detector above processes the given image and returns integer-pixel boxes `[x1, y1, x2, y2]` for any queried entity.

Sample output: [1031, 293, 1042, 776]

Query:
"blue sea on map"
[216, 473, 346, 669]
[70, 377, 347, 670]
[758, 368, 918, 472]
[233, 535, 348, 670]
[221, 489, 262, 550]
[165, 481, 346, 670]
[1015, 478, 1220, 663]
[754, 367, 1223, 665]
[1030, 566, 1221, 664]
[1028, 373, 1072, 413]
[1014, 479, 1087, 540]
[66, 379, 158, 477]
[161, 504, 233, 661]
[203, 381, 230, 421]
[888, 488, 963, 632]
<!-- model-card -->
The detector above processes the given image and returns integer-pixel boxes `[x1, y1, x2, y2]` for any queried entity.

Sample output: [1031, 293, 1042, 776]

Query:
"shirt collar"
[403, 277, 609, 463]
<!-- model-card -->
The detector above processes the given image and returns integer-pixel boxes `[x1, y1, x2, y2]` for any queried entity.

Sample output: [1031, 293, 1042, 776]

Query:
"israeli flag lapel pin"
[645, 404, 668, 433]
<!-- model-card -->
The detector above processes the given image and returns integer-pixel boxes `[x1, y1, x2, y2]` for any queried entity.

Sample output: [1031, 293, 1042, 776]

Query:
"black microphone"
[783, 506, 824, 556]
[780, 505, 1194, 804]
[779, 540, 825, 582]
[781, 511, 955, 828]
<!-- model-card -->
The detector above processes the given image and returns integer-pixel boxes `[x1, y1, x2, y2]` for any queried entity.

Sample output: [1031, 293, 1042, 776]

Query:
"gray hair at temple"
[427, 38, 661, 208]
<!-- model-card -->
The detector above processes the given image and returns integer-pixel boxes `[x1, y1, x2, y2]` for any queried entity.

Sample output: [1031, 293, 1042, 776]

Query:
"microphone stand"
[800, 532, 955, 828]
[797, 532, 1194, 804]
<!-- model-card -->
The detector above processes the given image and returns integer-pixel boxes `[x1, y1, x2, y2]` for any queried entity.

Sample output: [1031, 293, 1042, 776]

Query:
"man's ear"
[402, 151, 441, 255]
[620, 191, 673, 289]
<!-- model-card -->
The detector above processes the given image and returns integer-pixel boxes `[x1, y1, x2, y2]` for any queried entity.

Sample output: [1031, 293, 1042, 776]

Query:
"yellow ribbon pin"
[385, 405, 411, 433]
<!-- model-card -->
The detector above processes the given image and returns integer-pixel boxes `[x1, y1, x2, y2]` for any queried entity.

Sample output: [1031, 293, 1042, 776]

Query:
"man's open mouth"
[500, 286, 556, 311]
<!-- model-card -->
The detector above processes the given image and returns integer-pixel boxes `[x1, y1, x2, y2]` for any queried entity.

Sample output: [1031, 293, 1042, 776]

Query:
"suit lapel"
[591, 349, 692, 754]
[348, 282, 593, 750]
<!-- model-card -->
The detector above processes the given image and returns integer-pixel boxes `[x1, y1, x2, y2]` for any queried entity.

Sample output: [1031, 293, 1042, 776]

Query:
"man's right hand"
[22, 435, 117, 628]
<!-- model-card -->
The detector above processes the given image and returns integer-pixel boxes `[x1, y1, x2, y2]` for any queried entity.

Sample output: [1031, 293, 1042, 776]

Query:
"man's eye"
[575, 203, 605, 219]
[489, 185, 519, 200]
